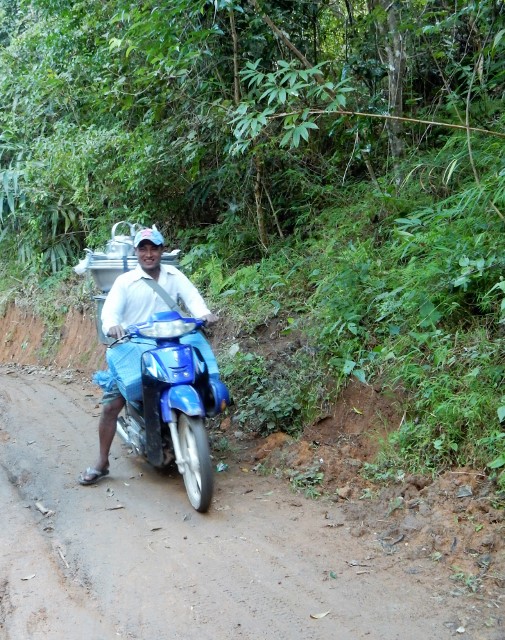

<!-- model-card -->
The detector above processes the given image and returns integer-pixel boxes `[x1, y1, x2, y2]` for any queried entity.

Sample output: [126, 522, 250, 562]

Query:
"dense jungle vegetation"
[0, 0, 504, 487]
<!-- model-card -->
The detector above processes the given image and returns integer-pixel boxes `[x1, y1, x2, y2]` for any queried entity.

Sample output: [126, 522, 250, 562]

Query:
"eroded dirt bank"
[0, 302, 104, 372]
[0, 302, 504, 638]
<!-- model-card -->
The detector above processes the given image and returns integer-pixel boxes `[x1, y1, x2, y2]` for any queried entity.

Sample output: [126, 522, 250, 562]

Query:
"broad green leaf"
[488, 280, 505, 294]
[493, 29, 505, 49]
[443, 158, 459, 184]
[347, 322, 358, 335]
[280, 129, 293, 147]
[353, 369, 366, 383]
[299, 125, 310, 142]
[108, 37, 122, 50]
[267, 90, 278, 106]
[488, 455, 505, 469]
[419, 300, 442, 326]
[395, 217, 422, 227]
[343, 360, 355, 375]
[259, 87, 274, 102]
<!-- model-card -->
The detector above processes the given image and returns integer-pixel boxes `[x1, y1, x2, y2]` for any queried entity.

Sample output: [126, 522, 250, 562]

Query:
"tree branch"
[247, 0, 335, 98]
[268, 108, 505, 139]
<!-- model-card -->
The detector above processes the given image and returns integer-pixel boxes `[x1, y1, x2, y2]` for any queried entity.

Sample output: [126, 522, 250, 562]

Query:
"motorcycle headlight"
[138, 319, 197, 339]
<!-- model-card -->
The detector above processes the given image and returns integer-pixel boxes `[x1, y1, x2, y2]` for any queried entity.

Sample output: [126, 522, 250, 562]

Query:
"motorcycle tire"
[178, 414, 214, 513]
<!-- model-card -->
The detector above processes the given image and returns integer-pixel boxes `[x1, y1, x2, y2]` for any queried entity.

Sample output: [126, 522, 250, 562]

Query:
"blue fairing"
[180, 332, 219, 376]
[144, 344, 195, 384]
[160, 385, 205, 420]
[206, 377, 231, 417]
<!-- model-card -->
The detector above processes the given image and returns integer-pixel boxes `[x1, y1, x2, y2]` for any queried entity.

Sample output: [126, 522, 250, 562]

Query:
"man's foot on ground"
[78, 467, 110, 486]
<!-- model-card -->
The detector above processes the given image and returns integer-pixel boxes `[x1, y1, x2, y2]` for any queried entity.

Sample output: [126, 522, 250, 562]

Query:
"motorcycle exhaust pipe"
[116, 416, 132, 445]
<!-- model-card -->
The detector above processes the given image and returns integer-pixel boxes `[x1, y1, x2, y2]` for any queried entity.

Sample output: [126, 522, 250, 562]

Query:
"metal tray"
[89, 251, 180, 292]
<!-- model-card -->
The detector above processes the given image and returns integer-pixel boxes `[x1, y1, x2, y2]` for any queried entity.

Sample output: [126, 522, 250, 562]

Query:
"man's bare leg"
[79, 395, 125, 484]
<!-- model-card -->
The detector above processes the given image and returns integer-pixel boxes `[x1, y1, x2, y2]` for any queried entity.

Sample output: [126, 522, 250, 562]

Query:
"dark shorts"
[102, 382, 124, 406]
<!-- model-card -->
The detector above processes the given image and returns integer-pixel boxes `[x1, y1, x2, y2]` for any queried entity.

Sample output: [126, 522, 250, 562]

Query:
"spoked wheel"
[178, 414, 214, 512]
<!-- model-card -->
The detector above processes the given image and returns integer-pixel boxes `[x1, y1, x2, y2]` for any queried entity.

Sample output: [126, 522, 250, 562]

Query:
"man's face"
[135, 240, 164, 273]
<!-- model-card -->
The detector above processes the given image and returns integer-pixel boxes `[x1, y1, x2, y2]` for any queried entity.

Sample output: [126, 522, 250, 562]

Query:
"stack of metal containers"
[74, 222, 180, 344]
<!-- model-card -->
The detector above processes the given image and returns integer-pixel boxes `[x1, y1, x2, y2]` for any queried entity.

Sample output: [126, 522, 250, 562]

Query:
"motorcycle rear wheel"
[178, 414, 214, 512]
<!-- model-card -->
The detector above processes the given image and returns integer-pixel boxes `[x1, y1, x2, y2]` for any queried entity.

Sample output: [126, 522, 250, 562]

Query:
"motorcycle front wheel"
[178, 414, 214, 512]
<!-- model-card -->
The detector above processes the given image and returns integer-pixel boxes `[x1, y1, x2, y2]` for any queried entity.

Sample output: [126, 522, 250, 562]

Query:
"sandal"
[78, 467, 110, 486]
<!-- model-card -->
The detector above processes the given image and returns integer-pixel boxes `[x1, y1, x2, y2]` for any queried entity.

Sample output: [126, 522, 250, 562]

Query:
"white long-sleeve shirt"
[101, 264, 211, 336]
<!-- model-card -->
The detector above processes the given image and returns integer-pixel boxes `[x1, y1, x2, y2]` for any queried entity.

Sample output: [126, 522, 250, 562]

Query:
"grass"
[184, 166, 505, 486]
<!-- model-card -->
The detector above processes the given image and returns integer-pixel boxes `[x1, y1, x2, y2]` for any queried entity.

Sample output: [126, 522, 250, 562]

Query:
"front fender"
[160, 385, 205, 421]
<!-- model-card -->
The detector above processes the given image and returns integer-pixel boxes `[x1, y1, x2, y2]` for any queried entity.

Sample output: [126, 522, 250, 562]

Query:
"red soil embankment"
[1, 303, 105, 374]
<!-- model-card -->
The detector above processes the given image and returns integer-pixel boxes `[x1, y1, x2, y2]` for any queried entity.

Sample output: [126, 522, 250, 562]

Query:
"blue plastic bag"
[92, 369, 116, 392]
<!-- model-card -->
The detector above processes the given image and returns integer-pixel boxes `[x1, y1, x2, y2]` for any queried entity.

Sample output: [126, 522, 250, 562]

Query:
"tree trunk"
[254, 155, 268, 250]
[229, 9, 241, 106]
[369, 0, 406, 180]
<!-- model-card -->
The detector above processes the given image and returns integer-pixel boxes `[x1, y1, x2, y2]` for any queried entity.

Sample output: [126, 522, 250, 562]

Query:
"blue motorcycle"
[106, 310, 230, 512]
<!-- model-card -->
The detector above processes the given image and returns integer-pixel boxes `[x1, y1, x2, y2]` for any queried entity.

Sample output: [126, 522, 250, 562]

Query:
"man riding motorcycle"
[78, 226, 217, 486]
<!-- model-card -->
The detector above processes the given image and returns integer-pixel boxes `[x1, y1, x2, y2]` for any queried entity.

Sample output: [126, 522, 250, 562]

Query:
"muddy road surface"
[0, 366, 498, 639]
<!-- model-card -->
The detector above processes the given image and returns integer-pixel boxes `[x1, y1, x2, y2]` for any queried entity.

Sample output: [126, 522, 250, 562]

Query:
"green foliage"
[219, 346, 326, 438]
[450, 566, 482, 594]
[0, 0, 230, 272]
[289, 462, 324, 499]
[0, 123, 169, 273]
[230, 59, 353, 153]
[477, 429, 505, 491]
[209, 145, 504, 476]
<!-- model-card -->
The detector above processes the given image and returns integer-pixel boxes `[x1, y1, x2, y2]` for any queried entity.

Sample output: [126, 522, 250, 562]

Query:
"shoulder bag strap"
[141, 277, 184, 314]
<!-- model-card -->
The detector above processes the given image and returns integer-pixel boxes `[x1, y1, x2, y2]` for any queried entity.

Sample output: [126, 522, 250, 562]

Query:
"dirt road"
[0, 366, 499, 640]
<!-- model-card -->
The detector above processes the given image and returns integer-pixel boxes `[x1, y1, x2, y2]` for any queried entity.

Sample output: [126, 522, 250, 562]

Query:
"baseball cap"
[133, 227, 165, 248]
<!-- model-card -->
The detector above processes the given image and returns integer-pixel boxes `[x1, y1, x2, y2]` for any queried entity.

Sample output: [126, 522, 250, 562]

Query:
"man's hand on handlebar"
[202, 313, 219, 325]
[107, 325, 126, 339]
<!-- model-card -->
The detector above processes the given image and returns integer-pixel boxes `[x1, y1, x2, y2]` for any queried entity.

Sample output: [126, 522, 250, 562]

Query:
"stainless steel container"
[73, 222, 182, 341]
[88, 250, 181, 292]
[93, 294, 115, 345]
[105, 221, 137, 257]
